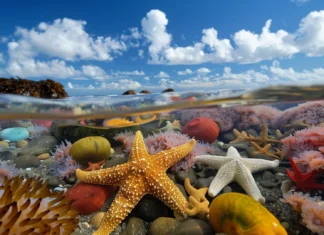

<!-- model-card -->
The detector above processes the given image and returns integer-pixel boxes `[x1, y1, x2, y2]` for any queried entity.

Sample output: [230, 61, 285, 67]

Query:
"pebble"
[90, 212, 105, 229]
[222, 185, 232, 193]
[0, 151, 16, 160]
[0, 127, 29, 142]
[18, 135, 59, 156]
[37, 153, 50, 160]
[176, 183, 188, 199]
[174, 219, 214, 235]
[265, 195, 278, 203]
[47, 175, 66, 187]
[14, 154, 41, 168]
[16, 139, 28, 148]
[103, 156, 128, 168]
[0, 141, 9, 150]
[196, 177, 214, 188]
[175, 168, 197, 186]
[121, 217, 146, 235]
[148, 217, 180, 235]
[133, 195, 169, 221]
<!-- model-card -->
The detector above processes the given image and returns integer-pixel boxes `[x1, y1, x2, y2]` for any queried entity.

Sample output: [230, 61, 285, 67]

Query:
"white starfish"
[194, 146, 279, 204]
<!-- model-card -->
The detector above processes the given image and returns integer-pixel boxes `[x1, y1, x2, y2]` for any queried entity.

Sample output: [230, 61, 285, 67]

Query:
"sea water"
[0, 85, 323, 235]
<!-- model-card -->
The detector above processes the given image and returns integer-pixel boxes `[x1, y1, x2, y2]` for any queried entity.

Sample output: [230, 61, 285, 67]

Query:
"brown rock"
[0, 77, 68, 99]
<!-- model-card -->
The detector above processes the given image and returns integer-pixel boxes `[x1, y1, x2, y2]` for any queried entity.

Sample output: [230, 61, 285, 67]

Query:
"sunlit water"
[0, 85, 323, 235]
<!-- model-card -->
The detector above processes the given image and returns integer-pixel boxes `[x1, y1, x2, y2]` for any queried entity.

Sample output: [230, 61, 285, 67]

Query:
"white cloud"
[141, 10, 172, 63]
[138, 49, 144, 58]
[114, 70, 145, 76]
[100, 79, 141, 90]
[88, 84, 95, 89]
[144, 76, 150, 80]
[10, 18, 126, 62]
[154, 71, 169, 78]
[121, 27, 142, 41]
[141, 10, 324, 65]
[197, 67, 211, 74]
[67, 82, 74, 89]
[291, 0, 310, 5]
[177, 69, 193, 75]
[82, 65, 110, 80]
[0, 53, 4, 63]
[1, 37, 8, 43]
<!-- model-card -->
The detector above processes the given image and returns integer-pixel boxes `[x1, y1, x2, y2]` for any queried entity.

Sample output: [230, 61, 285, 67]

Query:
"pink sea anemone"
[50, 140, 72, 162]
[114, 130, 217, 171]
[0, 161, 20, 185]
[293, 150, 324, 173]
[27, 124, 49, 139]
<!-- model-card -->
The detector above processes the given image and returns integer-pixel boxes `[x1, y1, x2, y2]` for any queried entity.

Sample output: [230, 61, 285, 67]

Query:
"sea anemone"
[49, 155, 80, 179]
[26, 124, 49, 139]
[0, 161, 20, 185]
[0, 176, 79, 235]
[50, 140, 72, 162]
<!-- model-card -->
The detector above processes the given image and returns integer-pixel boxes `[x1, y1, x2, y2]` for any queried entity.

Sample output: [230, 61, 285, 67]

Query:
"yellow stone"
[37, 153, 50, 160]
[90, 212, 105, 229]
[69, 136, 111, 166]
[0, 141, 9, 149]
[16, 140, 28, 148]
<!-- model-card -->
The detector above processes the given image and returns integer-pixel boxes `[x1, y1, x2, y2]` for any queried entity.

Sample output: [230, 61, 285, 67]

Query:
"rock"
[121, 217, 146, 235]
[221, 131, 236, 142]
[47, 175, 66, 187]
[0, 127, 29, 142]
[69, 136, 111, 166]
[161, 88, 175, 93]
[148, 217, 180, 235]
[18, 135, 59, 156]
[176, 183, 188, 199]
[0, 141, 9, 150]
[0, 77, 68, 99]
[103, 156, 128, 168]
[196, 177, 214, 188]
[0, 151, 16, 160]
[122, 90, 136, 95]
[16, 139, 28, 148]
[14, 154, 41, 168]
[90, 212, 105, 229]
[37, 153, 50, 160]
[133, 195, 169, 221]
[174, 219, 213, 235]
[175, 168, 197, 186]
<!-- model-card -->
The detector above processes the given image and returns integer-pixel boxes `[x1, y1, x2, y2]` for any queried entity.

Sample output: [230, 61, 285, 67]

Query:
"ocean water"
[0, 85, 323, 235]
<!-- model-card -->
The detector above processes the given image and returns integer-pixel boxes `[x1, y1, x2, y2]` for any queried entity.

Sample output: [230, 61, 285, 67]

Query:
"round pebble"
[0, 141, 9, 150]
[148, 217, 180, 235]
[0, 127, 29, 142]
[90, 212, 105, 229]
[16, 139, 28, 148]
[37, 153, 50, 160]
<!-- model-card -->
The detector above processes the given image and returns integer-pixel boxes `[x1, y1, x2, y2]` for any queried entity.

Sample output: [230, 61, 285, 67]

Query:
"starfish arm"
[208, 164, 236, 197]
[148, 173, 188, 216]
[235, 163, 265, 204]
[241, 158, 279, 173]
[93, 176, 146, 235]
[153, 139, 196, 169]
[194, 155, 232, 169]
[76, 163, 130, 185]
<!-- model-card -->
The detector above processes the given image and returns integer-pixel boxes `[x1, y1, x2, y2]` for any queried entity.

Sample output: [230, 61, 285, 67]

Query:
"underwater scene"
[0, 85, 323, 235]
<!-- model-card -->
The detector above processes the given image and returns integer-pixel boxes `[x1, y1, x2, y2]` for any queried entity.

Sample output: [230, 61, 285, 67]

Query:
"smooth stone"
[0, 151, 16, 160]
[174, 219, 213, 235]
[259, 180, 275, 188]
[47, 175, 66, 187]
[14, 154, 41, 168]
[167, 173, 176, 184]
[175, 168, 197, 186]
[196, 177, 214, 189]
[0, 127, 29, 142]
[133, 195, 169, 222]
[37, 153, 50, 160]
[203, 167, 217, 178]
[121, 217, 146, 235]
[90, 212, 105, 229]
[103, 156, 128, 168]
[18, 135, 59, 156]
[265, 195, 278, 203]
[176, 183, 188, 199]
[222, 185, 232, 193]
[221, 131, 236, 142]
[65, 174, 77, 184]
[148, 217, 180, 235]
[16, 139, 28, 148]
[0, 141, 9, 150]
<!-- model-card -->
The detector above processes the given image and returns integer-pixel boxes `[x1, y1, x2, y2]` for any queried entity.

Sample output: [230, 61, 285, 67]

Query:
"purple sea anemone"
[0, 160, 20, 185]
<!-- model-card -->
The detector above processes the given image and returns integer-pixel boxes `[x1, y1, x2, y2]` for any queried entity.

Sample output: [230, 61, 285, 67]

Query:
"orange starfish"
[76, 131, 196, 235]
[85, 160, 106, 171]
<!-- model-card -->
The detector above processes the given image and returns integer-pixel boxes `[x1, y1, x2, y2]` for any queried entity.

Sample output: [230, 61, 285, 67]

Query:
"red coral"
[287, 157, 324, 191]
[64, 182, 116, 215]
[181, 117, 219, 144]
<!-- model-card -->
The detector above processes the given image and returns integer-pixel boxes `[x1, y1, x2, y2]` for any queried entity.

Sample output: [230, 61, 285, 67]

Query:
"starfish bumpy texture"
[76, 131, 196, 235]
[194, 146, 279, 204]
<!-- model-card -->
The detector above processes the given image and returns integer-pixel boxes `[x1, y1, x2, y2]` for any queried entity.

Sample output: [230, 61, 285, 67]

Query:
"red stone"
[64, 182, 116, 215]
[182, 117, 219, 144]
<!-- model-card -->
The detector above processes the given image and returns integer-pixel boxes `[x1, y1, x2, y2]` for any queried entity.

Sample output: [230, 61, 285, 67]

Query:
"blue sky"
[0, 0, 323, 96]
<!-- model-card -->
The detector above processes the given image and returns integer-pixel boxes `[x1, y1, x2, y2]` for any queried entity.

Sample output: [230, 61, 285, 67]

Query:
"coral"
[0, 176, 78, 234]
[181, 117, 219, 144]
[209, 193, 287, 235]
[281, 192, 324, 234]
[114, 130, 217, 171]
[64, 182, 116, 215]
[272, 101, 324, 129]
[281, 126, 324, 157]
[0, 161, 20, 185]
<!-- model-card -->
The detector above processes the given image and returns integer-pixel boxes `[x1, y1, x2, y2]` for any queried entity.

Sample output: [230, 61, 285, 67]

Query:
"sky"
[0, 0, 324, 96]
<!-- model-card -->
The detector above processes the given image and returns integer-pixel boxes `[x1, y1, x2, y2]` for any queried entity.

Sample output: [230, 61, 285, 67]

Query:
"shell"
[69, 136, 111, 165]
[209, 193, 287, 235]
